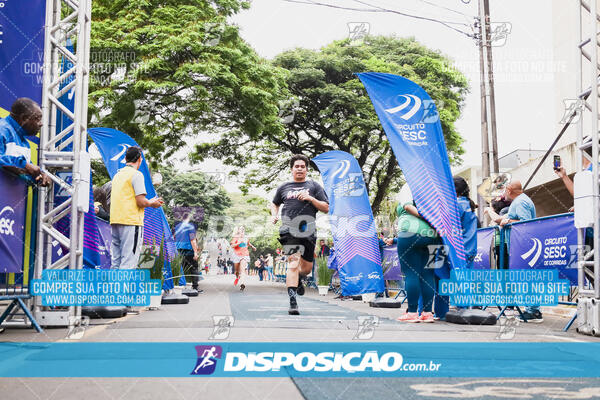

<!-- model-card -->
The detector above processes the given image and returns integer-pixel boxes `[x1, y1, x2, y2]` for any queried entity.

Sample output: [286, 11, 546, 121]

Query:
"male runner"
[271, 154, 329, 315]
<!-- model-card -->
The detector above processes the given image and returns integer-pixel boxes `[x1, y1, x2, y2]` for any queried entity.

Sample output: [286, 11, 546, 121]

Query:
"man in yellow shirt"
[110, 146, 163, 269]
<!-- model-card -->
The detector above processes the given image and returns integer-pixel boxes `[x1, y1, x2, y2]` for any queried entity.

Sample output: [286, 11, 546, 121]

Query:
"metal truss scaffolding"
[33, 0, 91, 327]
[576, 0, 600, 336]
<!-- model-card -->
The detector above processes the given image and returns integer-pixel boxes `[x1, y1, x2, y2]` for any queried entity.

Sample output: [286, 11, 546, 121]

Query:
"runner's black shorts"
[279, 232, 316, 263]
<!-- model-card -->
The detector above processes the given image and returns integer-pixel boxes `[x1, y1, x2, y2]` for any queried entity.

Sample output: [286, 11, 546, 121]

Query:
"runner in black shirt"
[271, 154, 329, 315]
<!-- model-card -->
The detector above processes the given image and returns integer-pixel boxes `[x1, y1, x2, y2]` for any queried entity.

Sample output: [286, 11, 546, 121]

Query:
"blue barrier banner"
[88, 127, 175, 289]
[96, 217, 112, 269]
[474, 227, 495, 270]
[0, 171, 27, 273]
[313, 150, 384, 295]
[0, 342, 599, 377]
[357, 72, 466, 271]
[0, 0, 46, 111]
[382, 245, 402, 280]
[508, 214, 577, 285]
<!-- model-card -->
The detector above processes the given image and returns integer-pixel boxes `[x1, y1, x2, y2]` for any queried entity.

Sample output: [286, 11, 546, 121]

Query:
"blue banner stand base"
[0, 295, 43, 333]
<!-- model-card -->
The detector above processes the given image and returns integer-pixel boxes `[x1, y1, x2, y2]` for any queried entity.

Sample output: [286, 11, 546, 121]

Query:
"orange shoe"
[419, 312, 435, 323]
[397, 312, 420, 323]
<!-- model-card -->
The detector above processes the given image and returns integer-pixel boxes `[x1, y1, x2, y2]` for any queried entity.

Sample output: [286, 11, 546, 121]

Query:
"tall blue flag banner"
[313, 150, 385, 295]
[508, 213, 578, 286]
[87, 128, 176, 289]
[0, 0, 46, 114]
[357, 72, 466, 270]
[474, 227, 495, 270]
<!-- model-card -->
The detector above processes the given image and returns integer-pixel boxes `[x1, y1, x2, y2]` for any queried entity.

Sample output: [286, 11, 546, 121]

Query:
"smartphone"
[553, 155, 561, 170]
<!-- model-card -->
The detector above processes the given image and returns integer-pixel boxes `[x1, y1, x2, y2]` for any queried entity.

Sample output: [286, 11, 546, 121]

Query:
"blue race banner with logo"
[508, 213, 577, 285]
[473, 227, 495, 270]
[1, 342, 599, 377]
[87, 127, 176, 289]
[313, 150, 385, 295]
[0, 170, 27, 273]
[357, 73, 466, 271]
[0, 0, 46, 113]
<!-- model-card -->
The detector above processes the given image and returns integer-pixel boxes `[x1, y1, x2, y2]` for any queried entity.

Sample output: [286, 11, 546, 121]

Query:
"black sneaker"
[240, 284, 245, 292]
[297, 279, 305, 296]
[288, 303, 300, 315]
[518, 310, 543, 323]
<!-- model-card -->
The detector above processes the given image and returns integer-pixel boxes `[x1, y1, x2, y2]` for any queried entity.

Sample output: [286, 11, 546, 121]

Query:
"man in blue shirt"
[174, 213, 200, 291]
[492, 180, 541, 322]
[0, 98, 49, 185]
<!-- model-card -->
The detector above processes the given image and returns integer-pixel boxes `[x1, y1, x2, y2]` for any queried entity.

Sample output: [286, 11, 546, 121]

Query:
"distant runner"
[271, 154, 329, 315]
[230, 225, 255, 291]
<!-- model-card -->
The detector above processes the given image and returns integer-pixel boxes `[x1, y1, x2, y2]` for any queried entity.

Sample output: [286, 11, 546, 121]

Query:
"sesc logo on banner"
[0, 206, 15, 236]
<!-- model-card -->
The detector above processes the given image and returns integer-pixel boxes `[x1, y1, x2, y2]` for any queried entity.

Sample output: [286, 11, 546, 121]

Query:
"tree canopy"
[157, 168, 232, 232]
[198, 35, 469, 212]
[88, 0, 286, 165]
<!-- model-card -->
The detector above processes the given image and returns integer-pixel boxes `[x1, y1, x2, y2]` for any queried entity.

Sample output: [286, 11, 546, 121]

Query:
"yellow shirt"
[110, 166, 146, 226]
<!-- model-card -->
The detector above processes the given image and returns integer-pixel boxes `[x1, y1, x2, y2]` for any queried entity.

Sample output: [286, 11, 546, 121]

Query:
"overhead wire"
[282, 0, 477, 39]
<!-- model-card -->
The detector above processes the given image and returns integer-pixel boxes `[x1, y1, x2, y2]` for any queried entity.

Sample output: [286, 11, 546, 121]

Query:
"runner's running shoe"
[419, 312, 435, 323]
[234, 277, 239, 286]
[288, 303, 300, 315]
[397, 312, 420, 323]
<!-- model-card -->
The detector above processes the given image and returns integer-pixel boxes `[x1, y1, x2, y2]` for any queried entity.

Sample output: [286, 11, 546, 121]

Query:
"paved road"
[1, 273, 599, 399]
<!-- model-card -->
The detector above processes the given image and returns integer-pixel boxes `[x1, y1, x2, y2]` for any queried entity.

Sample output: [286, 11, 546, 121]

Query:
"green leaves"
[89, 0, 285, 162]
[219, 35, 469, 212]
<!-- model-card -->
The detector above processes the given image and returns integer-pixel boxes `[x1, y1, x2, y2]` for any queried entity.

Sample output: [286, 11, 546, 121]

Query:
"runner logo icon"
[191, 345, 222, 375]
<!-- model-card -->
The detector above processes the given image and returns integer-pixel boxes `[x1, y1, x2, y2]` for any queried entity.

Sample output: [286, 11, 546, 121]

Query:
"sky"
[231, 0, 558, 164]
[183, 0, 567, 196]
